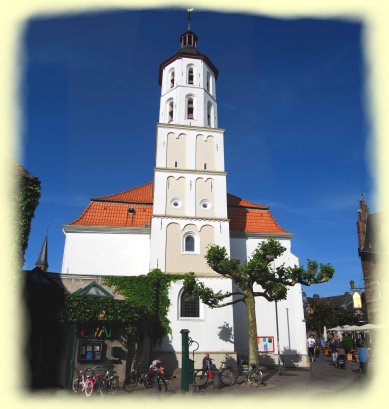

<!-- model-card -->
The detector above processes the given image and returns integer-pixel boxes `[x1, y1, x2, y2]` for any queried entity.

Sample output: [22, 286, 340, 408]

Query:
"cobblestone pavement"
[111, 358, 373, 398]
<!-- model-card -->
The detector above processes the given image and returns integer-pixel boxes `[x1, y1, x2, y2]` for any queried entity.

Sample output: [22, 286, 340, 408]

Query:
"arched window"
[187, 66, 194, 85]
[206, 71, 211, 92]
[184, 235, 195, 252]
[187, 96, 194, 119]
[167, 99, 174, 123]
[207, 102, 213, 127]
[169, 69, 175, 88]
[180, 290, 200, 318]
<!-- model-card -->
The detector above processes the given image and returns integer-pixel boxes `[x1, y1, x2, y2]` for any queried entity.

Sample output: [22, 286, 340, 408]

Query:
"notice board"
[257, 336, 274, 352]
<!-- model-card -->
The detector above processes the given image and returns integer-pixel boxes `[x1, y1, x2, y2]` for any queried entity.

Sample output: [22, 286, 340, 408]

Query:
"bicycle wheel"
[220, 367, 236, 386]
[124, 372, 138, 392]
[143, 372, 153, 388]
[72, 378, 82, 393]
[193, 370, 208, 387]
[110, 377, 119, 393]
[156, 377, 167, 394]
[84, 380, 94, 397]
[247, 369, 263, 387]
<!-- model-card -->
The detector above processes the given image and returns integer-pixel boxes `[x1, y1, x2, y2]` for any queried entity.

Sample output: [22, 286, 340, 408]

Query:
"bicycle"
[123, 362, 153, 392]
[235, 360, 263, 387]
[193, 359, 235, 388]
[151, 366, 167, 395]
[72, 368, 94, 397]
[96, 368, 120, 395]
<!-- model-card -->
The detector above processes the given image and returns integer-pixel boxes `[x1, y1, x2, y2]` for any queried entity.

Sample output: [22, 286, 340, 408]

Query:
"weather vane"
[187, 8, 194, 30]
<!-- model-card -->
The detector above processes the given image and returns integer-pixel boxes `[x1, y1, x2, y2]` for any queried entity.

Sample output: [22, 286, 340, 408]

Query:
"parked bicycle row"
[193, 354, 263, 389]
[71, 354, 263, 397]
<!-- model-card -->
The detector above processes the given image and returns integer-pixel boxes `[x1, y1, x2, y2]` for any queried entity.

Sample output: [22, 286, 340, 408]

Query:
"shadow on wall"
[282, 348, 302, 367]
[151, 337, 179, 378]
[218, 321, 234, 344]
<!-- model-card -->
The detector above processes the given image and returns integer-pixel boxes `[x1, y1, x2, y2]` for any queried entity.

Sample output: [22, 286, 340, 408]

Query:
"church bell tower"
[150, 13, 230, 275]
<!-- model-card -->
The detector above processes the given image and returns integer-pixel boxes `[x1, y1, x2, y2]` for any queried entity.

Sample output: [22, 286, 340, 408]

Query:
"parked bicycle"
[96, 367, 119, 395]
[151, 366, 167, 395]
[123, 362, 153, 392]
[193, 359, 235, 388]
[72, 368, 95, 397]
[235, 360, 263, 386]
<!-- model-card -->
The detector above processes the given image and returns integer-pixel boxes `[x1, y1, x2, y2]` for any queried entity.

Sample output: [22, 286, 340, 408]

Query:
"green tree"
[305, 298, 361, 335]
[183, 238, 334, 366]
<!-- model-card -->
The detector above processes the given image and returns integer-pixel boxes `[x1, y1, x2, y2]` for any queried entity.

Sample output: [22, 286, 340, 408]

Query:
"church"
[60, 18, 308, 371]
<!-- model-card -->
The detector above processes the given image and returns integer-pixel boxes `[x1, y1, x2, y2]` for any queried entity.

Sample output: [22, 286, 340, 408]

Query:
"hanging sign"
[352, 291, 362, 309]
[257, 336, 275, 352]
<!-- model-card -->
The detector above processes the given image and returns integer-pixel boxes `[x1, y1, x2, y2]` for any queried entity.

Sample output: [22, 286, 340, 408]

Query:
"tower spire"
[187, 8, 193, 30]
[35, 231, 49, 272]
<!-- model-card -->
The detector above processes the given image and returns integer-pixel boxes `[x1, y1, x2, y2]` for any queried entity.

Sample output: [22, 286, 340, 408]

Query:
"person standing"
[330, 336, 339, 365]
[307, 334, 316, 362]
[358, 343, 369, 375]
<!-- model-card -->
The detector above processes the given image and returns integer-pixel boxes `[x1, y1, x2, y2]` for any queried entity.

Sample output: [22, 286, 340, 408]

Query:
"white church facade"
[61, 23, 309, 368]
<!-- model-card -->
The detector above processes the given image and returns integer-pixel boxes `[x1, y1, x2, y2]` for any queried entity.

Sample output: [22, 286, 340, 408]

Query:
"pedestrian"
[202, 353, 213, 372]
[358, 343, 369, 375]
[307, 334, 316, 362]
[330, 336, 340, 365]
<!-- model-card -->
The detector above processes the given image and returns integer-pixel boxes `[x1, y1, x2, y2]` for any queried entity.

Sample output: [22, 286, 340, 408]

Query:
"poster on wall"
[257, 336, 274, 352]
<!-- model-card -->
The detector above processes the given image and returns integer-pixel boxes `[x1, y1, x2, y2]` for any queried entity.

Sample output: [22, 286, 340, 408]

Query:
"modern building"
[60, 19, 308, 371]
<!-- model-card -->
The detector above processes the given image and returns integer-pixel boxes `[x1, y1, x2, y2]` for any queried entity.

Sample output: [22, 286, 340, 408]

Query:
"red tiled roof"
[68, 182, 289, 235]
[228, 207, 289, 234]
[70, 202, 152, 228]
[92, 182, 153, 204]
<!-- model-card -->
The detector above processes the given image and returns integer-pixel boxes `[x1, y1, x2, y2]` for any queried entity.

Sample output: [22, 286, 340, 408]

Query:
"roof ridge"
[91, 182, 153, 202]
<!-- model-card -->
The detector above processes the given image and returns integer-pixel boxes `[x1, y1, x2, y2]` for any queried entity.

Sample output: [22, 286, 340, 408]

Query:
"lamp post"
[275, 299, 281, 374]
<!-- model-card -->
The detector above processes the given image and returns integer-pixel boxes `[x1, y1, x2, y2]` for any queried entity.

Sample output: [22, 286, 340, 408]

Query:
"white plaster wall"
[155, 278, 235, 353]
[160, 58, 218, 128]
[149, 218, 230, 271]
[61, 230, 150, 276]
[230, 236, 308, 365]
[155, 126, 225, 172]
[153, 172, 228, 219]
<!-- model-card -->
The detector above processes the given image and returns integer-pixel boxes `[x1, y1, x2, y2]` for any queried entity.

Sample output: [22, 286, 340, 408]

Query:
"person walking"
[358, 343, 369, 375]
[307, 334, 316, 362]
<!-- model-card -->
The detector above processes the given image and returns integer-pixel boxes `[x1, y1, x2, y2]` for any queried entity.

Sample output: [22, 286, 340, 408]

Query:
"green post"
[180, 329, 190, 392]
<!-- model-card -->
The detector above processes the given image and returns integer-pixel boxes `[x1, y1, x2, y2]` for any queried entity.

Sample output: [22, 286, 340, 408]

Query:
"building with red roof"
[61, 16, 307, 372]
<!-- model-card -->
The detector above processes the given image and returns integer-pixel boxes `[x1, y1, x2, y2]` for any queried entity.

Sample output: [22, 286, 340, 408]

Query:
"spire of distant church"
[35, 232, 49, 272]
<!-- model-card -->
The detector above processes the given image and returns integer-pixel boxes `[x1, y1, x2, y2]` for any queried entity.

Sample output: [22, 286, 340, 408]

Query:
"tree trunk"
[245, 289, 259, 366]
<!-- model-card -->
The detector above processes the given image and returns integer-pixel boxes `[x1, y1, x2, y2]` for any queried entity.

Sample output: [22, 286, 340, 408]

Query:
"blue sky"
[21, 8, 374, 297]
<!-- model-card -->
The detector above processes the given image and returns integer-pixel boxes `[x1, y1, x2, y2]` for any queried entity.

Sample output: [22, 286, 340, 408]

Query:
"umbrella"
[358, 323, 380, 331]
[328, 326, 343, 331]
[323, 326, 327, 339]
